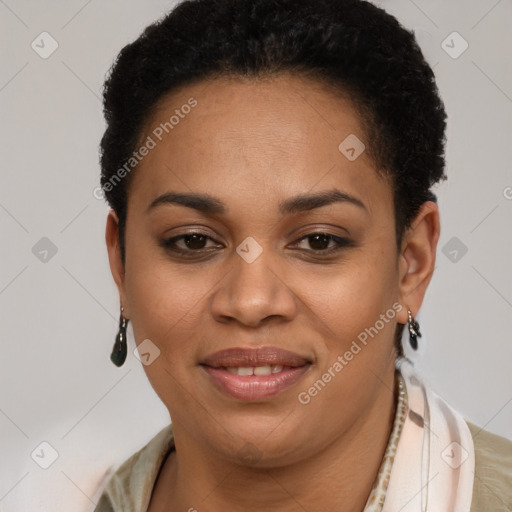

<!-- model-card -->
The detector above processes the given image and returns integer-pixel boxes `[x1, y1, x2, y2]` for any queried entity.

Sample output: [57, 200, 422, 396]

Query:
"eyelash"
[160, 231, 353, 258]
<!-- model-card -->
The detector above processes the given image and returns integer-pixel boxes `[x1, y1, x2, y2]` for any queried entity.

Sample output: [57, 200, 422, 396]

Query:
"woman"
[94, 0, 511, 510]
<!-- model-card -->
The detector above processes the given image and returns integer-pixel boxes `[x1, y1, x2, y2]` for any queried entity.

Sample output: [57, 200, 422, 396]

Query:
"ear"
[105, 209, 129, 317]
[396, 201, 440, 324]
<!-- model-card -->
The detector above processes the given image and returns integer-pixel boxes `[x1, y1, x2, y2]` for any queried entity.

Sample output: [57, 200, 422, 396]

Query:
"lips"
[201, 346, 311, 368]
[200, 346, 312, 401]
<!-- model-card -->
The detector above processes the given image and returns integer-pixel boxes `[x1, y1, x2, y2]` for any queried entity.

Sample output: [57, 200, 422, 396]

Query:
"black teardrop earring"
[111, 306, 128, 367]
[407, 309, 422, 350]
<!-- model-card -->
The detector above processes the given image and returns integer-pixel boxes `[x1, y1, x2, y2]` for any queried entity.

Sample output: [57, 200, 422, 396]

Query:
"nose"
[210, 247, 297, 328]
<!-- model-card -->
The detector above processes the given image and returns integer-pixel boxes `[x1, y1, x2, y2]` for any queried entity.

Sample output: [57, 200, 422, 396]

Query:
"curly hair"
[99, 0, 447, 356]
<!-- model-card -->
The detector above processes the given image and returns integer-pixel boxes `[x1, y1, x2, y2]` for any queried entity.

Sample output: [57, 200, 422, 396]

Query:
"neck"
[150, 368, 398, 512]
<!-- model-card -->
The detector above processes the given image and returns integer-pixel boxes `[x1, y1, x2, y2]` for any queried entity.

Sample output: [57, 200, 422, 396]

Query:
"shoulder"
[94, 424, 175, 512]
[466, 420, 512, 512]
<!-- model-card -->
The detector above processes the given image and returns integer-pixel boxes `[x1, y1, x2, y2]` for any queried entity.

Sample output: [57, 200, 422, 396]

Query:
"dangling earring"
[407, 309, 421, 350]
[111, 306, 129, 367]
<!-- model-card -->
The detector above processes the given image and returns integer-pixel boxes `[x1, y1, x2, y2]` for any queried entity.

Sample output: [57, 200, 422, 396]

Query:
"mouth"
[200, 346, 312, 401]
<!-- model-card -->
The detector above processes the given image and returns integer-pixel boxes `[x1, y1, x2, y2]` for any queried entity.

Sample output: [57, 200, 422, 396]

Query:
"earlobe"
[105, 209, 127, 306]
[397, 201, 440, 324]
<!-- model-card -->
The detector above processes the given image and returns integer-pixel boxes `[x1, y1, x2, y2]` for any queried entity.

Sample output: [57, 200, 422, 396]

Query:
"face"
[106, 74, 432, 467]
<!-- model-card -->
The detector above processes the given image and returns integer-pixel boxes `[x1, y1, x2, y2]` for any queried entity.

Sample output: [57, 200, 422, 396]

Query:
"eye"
[160, 230, 353, 258]
[161, 232, 222, 254]
[293, 232, 353, 254]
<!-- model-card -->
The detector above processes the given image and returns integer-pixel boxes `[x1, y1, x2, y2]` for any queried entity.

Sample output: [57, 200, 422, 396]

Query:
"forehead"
[128, 74, 392, 218]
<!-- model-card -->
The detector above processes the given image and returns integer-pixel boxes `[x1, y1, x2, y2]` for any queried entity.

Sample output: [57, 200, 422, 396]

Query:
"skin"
[106, 73, 440, 512]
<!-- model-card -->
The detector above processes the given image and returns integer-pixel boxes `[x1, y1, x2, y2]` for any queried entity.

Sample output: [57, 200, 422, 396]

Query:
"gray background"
[1, 0, 511, 510]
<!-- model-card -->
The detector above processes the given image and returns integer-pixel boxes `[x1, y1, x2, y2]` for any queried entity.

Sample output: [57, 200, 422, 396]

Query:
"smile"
[200, 346, 312, 401]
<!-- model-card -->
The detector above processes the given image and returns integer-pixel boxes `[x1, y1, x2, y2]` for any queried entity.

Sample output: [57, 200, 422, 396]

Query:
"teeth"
[254, 365, 271, 376]
[225, 365, 285, 376]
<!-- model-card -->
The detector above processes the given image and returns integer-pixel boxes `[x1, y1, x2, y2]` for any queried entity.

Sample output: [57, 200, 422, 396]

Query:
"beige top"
[94, 373, 512, 511]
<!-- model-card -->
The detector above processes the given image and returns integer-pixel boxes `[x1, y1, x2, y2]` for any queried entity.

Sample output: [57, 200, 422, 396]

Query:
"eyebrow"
[146, 188, 368, 216]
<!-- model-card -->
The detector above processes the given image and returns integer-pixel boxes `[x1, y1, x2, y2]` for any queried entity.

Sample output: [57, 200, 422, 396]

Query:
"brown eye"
[182, 233, 207, 249]
[307, 233, 331, 250]
[161, 232, 221, 254]
[295, 232, 351, 252]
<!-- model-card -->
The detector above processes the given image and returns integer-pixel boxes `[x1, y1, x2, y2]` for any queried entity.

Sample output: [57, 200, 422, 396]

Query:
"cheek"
[123, 259, 213, 408]
[294, 254, 399, 432]
[303, 246, 398, 339]
[123, 242, 223, 364]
